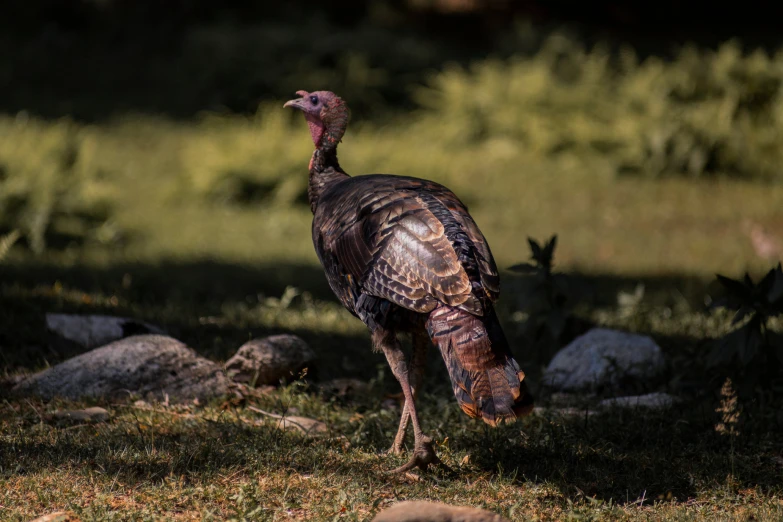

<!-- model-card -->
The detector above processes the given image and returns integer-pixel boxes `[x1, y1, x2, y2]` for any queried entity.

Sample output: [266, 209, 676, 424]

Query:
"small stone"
[599, 392, 677, 410]
[49, 407, 110, 425]
[372, 500, 509, 522]
[13, 335, 230, 403]
[46, 313, 166, 349]
[532, 406, 598, 418]
[541, 328, 665, 392]
[225, 334, 316, 386]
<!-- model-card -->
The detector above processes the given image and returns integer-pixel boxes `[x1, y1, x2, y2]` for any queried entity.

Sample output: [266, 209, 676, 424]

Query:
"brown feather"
[426, 304, 533, 426]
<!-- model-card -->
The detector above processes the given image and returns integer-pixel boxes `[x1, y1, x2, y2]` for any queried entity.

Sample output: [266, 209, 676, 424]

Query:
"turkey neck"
[308, 146, 348, 214]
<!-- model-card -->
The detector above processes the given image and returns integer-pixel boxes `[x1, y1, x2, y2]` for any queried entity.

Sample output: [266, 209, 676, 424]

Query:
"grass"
[1, 379, 782, 521]
[1, 114, 782, 518]
[2, 33, 783, 520]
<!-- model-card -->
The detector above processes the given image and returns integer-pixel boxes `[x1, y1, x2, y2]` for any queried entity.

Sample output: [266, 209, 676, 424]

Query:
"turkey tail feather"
[426, 305, 534, 426]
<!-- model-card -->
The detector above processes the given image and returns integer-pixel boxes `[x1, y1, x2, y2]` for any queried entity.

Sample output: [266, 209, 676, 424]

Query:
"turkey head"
[284, 90, 350, 149]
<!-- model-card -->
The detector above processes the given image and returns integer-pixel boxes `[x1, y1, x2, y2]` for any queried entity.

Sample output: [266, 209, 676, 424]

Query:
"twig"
[247, 405, 286, 419]
[24, 399, 45, 424]
[247, 405, 315, 434]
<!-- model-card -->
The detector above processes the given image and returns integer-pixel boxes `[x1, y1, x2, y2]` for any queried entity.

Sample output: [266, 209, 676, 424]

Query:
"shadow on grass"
[2, 397, 781, 508]
[463, 400, 783, 505]
[4, 258, 781, 507]
[0, 415, 379, 484]
[0, 259, 373, 378]
[1, 258, 717, 375]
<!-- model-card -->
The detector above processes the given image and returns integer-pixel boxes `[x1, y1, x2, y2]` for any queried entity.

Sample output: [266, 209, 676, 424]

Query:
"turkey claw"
[387, 436, 446, 474]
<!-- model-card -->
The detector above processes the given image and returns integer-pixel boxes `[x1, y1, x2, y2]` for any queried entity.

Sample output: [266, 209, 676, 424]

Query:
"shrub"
[0, 115, 119, 253]
[509, 235, 580, 360]
[709, 263, 783, 392]
[414, 36, 783, 181]
[0, 229, 19, 262]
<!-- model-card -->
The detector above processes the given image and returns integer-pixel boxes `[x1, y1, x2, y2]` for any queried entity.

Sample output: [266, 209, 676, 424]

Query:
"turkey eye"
[309, 95, 319, 105]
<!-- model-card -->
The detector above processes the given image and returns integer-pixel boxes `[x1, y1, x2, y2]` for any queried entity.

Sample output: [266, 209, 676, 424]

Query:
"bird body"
[284, 90, 533, 472]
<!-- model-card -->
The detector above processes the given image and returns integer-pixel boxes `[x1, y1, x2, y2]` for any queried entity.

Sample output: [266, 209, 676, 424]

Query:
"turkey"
[284, 90, 534, 473]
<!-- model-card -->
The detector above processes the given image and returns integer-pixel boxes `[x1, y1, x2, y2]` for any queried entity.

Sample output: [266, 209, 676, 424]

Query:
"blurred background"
[1, 0, 782, 390]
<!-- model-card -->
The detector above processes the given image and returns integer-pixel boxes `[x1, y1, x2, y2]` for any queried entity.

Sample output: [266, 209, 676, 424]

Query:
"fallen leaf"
[29, 511, 81, 522]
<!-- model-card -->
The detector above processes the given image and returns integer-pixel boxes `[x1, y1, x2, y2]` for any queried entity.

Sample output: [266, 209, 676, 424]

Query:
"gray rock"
[13, 335, 229, 403]
[225, 334, 316, 386]
[46, 313, 166, 349]
[532, 406, 599, 418]
[372, 501, 509, 522]
[599, 392, 677, 409]
[541, 328, 665, 392]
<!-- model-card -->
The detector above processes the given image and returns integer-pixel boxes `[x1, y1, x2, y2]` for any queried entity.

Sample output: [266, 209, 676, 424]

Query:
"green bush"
[414, 36, 783, 181]
[0, 229, 19, 262]
[180, 105, 312, 207]
[175, 34, 783, 216]
[709, 264, 783, 393]
[0, 115, 119, 253]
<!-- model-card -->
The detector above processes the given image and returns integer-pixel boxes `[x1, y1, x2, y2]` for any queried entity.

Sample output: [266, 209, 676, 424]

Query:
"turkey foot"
[388, 435, 440, 474]
[376, 328, 448, 475]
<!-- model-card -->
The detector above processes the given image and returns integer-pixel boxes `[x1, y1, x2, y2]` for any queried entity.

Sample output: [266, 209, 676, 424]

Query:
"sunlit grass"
[2, 381, 782, 521]
[3, 36, 783, 520]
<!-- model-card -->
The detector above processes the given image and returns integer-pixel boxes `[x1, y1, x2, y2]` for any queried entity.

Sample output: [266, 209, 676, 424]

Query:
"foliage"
[4, 29, 783, 263]
[709, 263, 783, 390]
[4, 0, 783, 185]
[0, 229, 19, 262]
[180, 105, 312, 207]
[414, 36, 783, 181]
[509, 235, 579, 358]
[0, 2, 457, 120]
[0, 116, 120, 253]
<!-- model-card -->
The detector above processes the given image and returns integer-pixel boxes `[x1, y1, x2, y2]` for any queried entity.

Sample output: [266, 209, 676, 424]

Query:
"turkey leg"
[374, 328, 440, 473]
[389, 331, 428, 455]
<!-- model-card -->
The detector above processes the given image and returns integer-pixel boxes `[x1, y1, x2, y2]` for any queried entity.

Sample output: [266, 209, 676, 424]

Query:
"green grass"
[2, 36, 783, 520]
[2, 379, 782, 521]
[1, 109, 782, 518]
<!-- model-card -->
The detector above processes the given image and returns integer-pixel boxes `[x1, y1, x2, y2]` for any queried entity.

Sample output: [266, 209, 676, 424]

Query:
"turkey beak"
[284, 90, 310, 111]
[283, 98, 305, 111]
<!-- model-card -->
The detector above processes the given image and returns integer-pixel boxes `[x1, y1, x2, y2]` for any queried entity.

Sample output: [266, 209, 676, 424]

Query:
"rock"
[13, 335, 230, 403]
[46, 313, 166, 349]
[225, 334, 316, 386]
[599, 392, 677, 410]
[28, 512, 81, 522]
[48, 407, 110, 425]
[372, 501, 509, 522]
[541, 328, 665, 392]
[532, 406, 598, 418]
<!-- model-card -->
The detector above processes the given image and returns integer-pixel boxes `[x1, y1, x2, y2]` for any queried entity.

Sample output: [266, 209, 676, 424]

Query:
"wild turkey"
[284, 90, 534, 473]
